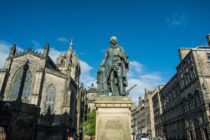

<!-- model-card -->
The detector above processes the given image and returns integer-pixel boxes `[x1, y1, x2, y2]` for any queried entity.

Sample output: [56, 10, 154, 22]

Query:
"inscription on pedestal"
[95, 97, 131, 140]
[97, 118, 130, 140]
[105, 120, 122, 130]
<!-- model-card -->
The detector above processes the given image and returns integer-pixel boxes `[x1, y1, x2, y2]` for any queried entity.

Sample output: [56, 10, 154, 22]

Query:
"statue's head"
[110, 36, 118, 46]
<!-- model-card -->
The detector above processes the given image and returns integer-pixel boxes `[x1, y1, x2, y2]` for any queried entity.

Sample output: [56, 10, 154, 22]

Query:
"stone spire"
[43, 43, 50, 57]
[70, 39, 73, 51]
[9, 44, 16, 57]
[67, 39, 74, 65]
[68, 39, 73, 54]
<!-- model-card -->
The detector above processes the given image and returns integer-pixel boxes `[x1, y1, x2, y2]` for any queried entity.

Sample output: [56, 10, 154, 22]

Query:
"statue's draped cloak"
[102, 46, 128, 92]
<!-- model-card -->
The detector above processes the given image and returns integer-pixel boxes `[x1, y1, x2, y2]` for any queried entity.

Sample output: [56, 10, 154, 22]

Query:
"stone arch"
[44, 84, 56, 114]
[10, 67, 24, 100]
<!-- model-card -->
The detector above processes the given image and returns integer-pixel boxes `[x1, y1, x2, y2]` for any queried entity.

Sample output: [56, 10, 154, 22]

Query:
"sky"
[0, 0, 210, 103]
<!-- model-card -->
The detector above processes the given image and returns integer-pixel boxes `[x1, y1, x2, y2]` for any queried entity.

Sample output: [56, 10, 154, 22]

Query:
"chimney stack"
[207, 34, 210, 47]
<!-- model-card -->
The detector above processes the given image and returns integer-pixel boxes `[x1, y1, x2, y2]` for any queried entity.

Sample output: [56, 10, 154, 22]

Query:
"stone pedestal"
[95, 96, 132, 140]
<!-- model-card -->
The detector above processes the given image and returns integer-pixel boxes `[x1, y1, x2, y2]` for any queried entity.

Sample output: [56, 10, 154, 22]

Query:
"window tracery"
[10, 68, 33, 103]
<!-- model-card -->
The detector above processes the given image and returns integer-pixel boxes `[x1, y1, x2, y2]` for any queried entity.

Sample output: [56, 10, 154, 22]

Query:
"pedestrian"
[68, 132, 73, 140]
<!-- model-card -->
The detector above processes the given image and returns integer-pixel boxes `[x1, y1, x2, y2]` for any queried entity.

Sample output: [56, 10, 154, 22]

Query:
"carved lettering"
[105, 120, 122, 130]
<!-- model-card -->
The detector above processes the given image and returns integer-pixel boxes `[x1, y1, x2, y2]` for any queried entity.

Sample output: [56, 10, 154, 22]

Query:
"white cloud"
[127, 61, 143, 80]
[0, 41, 24, 68]
[166, 13, 187, 26]
[35, 47, 65, 63]
[57, 37, 69, 43]
[49, 48, 65, 62]
[127, 61, 164, 104]
[80, 60, 96, 87]
[0, 41, 11, 68]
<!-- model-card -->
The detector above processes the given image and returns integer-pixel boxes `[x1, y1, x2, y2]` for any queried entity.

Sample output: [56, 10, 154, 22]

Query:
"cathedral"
[0, 41, 81, 140]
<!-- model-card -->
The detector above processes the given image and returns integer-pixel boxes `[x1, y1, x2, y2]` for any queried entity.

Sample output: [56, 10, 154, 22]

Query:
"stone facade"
[78, 83, 97, 125]
[76, 87, 87, 140]
[131, 103, 137, 140]
[0, 42, 81, 140]
[95, 96, 132, 140]
[160, 35, 210, 140]
[77, 83, 97, 140]
[151, 85, 164, 139]
[144, 88, 156, 139]
[133, 96, 147, 139]
[131, 86, 166, 140]
[132, 35, 210, 140]
[131, 89, 157, 140]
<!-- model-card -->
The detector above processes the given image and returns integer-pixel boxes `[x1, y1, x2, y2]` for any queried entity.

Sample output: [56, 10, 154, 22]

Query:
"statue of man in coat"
[97, 36, 129, 96]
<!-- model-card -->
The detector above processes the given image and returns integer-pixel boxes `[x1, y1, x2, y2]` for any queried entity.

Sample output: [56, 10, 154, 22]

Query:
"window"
[184, 101, 189, 112]
[196, 95, 200, 107]
[190, 67, 196, 80]
[195, 91, 201, 107]
[180, 79, 185, 89]
[189, 55, 193, 61]
[10, 69, 24, 100]
[44, 84, 56, 114]
[10, 68, 32, 103]
[184, 73, 190, 85]
[190, 97, 196, 110]
[207, 53, 210, 60]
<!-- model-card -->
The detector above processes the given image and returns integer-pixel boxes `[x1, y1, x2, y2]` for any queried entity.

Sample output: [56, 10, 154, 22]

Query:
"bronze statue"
[97, 36, 129, 96]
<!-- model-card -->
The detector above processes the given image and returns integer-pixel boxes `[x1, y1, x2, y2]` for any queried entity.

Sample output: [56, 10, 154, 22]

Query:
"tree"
[81, 110, 96, 136]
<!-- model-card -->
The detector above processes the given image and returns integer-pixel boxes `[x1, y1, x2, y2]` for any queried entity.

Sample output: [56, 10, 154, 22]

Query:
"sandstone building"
[160, 35, 210, 140]
[131, 103, 137, 140]
[131, 89, 157, 140]
[86, 83, 97, 112]
[151, 85, 164, 139]
[144, 88, 156, 139]
[78, 83, 97, 124]
[0, 42, 81, 140]
[131, 35, 210, 140]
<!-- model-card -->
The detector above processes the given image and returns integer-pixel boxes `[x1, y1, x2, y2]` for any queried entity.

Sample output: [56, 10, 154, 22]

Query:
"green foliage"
[81, 110, 96, 136]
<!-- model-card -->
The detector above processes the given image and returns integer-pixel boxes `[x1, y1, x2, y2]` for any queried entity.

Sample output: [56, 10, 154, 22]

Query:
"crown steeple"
[70, 39, 73, 50]
[56, 39, 80, 83]
[68, 39, 73, 54]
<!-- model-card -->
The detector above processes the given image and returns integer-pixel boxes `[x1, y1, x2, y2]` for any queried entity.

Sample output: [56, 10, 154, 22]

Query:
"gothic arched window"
[10, 69, 24, 100]
[10, 68, 33, 103]
[44, 84, 56, 114]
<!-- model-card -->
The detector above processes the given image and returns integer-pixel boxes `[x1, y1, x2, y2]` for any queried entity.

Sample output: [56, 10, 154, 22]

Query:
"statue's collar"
[110, 44, 118, 48]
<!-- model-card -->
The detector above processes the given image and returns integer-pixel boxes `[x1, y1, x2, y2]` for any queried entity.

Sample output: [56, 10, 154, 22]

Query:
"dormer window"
[207, 53, 210, 60]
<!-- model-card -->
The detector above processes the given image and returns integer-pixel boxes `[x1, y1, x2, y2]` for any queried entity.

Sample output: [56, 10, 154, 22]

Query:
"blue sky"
[0, 0, 210, 102]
